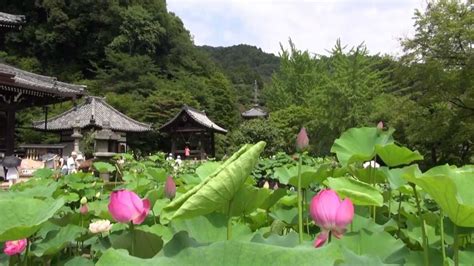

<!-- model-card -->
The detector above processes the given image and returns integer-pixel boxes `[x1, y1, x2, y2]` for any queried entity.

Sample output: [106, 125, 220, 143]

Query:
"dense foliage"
[1, 0, 472, 165]
[0, 126, 473, 265]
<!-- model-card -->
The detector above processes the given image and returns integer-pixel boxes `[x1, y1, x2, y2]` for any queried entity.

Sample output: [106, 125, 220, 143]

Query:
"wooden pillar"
[171, 133, 176, 155]
[210, 131, 215, 158]
[5, 108, 15, 156]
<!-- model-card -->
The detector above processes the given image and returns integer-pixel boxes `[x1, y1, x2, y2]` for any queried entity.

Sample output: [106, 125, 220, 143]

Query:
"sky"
[167, 0, 426, 56]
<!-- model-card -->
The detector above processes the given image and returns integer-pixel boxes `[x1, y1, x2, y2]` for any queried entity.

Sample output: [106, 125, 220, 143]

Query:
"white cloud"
[168, 0, 426, 56]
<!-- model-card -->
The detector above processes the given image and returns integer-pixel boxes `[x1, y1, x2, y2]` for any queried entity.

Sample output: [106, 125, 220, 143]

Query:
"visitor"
[67, 151, 79, 174]
[6, 165, 19, 188]
[184, 146, 190, 157]
[166, 153, 174, 161]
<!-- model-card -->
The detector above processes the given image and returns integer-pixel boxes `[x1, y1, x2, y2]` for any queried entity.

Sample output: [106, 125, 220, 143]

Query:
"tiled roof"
[0, 12, 25, 27]
[33, 96, 152, 132]
[160, 105, 227, 134]
[0, 63, 86, 97]
[241, 105, 268, 118]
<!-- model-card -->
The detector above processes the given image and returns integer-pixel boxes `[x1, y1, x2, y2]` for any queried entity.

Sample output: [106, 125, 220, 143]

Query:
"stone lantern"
[93, 121, 120, 181]
[71, 119, 83, 154]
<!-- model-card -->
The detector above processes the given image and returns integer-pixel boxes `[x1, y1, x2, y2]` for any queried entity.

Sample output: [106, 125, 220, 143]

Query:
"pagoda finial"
[253, 80, 259, 106]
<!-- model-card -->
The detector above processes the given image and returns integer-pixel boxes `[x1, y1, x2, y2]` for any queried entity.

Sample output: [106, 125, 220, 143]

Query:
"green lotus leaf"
[334, 229, 408, 264]
[161, 142, 265, 222]
[379, 165, 421, 190]
[96, 240, 344, 266]
[325, 177, 384, 206]
[195, 162, 222, 181]
[330, 127, 394, 166]
[93, 162, 116, 173]
[31, 224, 85, 256]
[0, 198, 65, 241]
[170, 213, 252, 244]
[273, 164, 329, 188]
[228, 184, 273, 216]
[403, 164, 474, 227]
[375, 143, 423, 167]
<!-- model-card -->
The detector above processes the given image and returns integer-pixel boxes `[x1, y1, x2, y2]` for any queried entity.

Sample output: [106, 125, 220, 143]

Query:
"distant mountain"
[198, 44, 280, 108]
[199, 44, 279, 83]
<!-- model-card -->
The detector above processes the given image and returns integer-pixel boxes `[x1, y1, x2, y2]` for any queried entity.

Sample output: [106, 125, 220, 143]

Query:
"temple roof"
[0, 12, 25, 28]
[241, 105, 268, 118]
[160, 105, 227, 134]
[0, 63, 86, 98]
[33, 96, 152, 132]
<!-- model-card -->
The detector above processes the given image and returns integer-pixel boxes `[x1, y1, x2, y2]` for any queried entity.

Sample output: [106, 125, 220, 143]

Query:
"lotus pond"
[1, 126, 473, 265]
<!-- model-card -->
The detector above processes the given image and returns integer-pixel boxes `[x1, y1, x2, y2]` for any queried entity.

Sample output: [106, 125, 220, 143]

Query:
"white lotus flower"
[89, 219, 113, 234]
[363, 160, 380, 168]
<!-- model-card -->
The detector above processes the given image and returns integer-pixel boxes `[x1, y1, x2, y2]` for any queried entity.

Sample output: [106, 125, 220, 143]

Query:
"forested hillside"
[1, 0, 472, 167]
[199, 44, 279, 107]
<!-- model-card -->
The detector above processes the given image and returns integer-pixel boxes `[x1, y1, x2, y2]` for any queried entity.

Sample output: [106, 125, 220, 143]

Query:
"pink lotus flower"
[377, 121, 384, 130]
[108, 190, 150, 224]
[296, 127, 309, 151]
[3, 239, 27, 256]
[79, 203, 89, 215]
[310, 189, 354, 248]
[164, 176, 176, 200]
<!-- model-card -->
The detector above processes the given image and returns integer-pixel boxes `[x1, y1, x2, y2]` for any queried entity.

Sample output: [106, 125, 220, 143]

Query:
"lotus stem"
[388, 187, 392, 219]
[297, 154, 303, 244]
[227, 199, 233, 240]
[130, 223, 135, 256]
[453, 224, 459, 266]
[397, 192, 402, 238]
[412, 184, 429, 266]
[440, 209, 446, 263]
[22, 238, 29, 266]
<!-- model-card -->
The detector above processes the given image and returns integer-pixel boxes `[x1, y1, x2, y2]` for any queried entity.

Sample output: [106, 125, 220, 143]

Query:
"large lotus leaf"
[145, 167, 167, 182]
[96, 241, 344, 266]
[330, 127, 394, 166]
[228, 185, 273, 216]
[334, 229, 408, 264]
[403, 164, 474, 227]
[195, 162, 222, 181]
[353, 167, 387, 184]
[93, 162, 116, 173]
[1, 178, 59, 200]
[64, 256, 94, 266]
[0, 198, 65, 241]
[273, 165, 328, 188]
[250, 232, 299, 247]
[109, 228, 164, 258]
[31, 224, 85, 256]
[379, 165, 421, 190]
[375, 143, 423, 167]
[170, 213, 252, 243]
[325, 177, 383, 206]
[260, 188, 287, 210]
[161, 142, 266, 222]
[336, 247, 387, 266]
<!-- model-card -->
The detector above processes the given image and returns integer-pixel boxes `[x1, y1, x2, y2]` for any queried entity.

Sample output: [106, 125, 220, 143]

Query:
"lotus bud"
[95, 192, 101, 198]
[164, 176, 176, 200]
[80, 203, 89, 215]
[3, 239, 27, 256]
[273, 183, 279, 190]
[296, 127, 309, 152]
[377, 121, 384, 130]
[263, 181, 270, 189]
[108, 189, 150, 224]
[80, 196, 88, 205]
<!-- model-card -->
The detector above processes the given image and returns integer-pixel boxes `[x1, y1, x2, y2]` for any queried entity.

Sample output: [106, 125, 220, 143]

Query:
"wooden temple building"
[0, 64, 86, 156]
[32, 96, 152, 156]
[0, 11, 86, 157]
[241, 81, 267, 119]
[160, 105, 227, 159]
